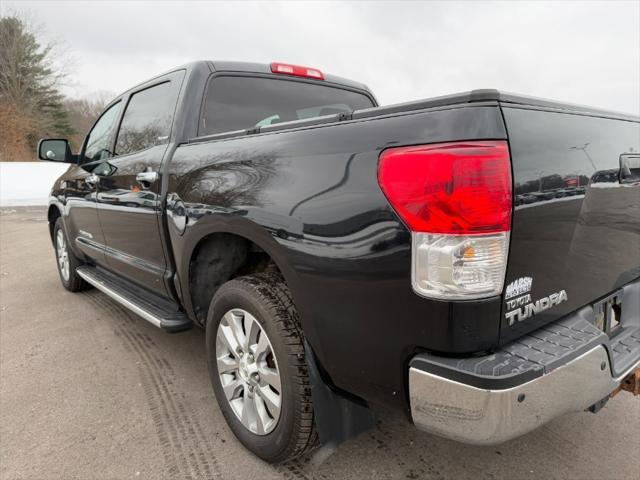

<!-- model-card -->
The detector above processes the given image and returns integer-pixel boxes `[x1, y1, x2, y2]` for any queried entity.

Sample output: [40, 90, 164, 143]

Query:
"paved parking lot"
[1, 207, 639, 480]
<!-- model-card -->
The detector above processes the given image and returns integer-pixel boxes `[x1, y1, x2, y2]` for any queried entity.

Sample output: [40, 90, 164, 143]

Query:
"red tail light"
[378, 141, 512, 234]
[270, 62, 324, 80]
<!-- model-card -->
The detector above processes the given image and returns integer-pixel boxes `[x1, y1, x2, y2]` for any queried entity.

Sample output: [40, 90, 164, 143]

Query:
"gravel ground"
[1, 207, 639, 480]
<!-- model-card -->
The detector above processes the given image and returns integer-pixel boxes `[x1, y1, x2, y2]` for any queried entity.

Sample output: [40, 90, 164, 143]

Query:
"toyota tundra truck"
[38, 60, 640, 463]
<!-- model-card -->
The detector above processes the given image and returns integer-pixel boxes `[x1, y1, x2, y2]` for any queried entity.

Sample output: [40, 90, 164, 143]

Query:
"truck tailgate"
[501, 106, 640, 343]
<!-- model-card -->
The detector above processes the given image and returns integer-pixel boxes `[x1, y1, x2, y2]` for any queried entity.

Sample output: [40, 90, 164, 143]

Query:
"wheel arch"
[180, 220, 304, 329]
[47, 203, 63, 244]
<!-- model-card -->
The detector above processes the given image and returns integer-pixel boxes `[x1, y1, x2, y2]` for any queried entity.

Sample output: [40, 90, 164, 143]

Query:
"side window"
[115, 71, 183, 156]
[83, 101, 121, 163]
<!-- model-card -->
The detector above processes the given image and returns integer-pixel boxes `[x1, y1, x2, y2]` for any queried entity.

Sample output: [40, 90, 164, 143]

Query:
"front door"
[95, 71, 184, 297]
[66, 100, 122, 264]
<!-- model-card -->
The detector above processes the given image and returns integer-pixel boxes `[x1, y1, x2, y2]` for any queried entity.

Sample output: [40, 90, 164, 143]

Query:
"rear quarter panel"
[167, 105, 507, 407]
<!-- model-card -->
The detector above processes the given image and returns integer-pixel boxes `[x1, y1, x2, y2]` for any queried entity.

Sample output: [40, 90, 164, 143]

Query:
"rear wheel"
[206, 273, 317, 463]
[216, 308, 283, 435]
[53, 217, 89, 292]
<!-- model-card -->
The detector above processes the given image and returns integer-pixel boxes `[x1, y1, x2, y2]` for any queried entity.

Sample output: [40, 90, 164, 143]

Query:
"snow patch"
[0, 162, 70, 206]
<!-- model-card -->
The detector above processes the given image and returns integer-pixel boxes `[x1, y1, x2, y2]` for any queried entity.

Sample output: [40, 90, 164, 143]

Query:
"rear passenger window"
[115, 71, 184, 155]
[200, 76, 374, 136]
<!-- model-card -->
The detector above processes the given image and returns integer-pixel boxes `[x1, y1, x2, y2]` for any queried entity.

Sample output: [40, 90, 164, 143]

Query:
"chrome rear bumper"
[409, 345, 638, 445]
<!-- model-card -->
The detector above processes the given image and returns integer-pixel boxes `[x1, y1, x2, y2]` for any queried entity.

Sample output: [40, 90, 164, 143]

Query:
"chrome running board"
[77, 266, 192, 332]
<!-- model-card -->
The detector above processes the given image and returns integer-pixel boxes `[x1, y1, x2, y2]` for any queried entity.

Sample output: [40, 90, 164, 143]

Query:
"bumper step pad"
[411, 317, 607, 390]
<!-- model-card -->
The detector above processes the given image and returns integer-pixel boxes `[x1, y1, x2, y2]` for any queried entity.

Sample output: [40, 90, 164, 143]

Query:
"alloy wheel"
[56, 229, 70, 281]
[216, 309, 282, 435]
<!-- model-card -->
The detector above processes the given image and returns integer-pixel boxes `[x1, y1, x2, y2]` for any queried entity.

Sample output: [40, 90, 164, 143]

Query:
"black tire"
[53, 217, 89, 292]
[206, 272, 318, 463]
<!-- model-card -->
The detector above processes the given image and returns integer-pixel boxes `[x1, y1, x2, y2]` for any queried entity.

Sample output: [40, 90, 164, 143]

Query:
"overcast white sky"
[3, 0, 640, 115]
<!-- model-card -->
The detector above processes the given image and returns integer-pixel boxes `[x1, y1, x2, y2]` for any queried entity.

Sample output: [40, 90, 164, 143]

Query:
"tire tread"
[229, 272, 318, 460]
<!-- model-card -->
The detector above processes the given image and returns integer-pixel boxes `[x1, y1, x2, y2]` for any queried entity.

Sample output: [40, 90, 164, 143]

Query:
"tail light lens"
[378, 141, 512, 300]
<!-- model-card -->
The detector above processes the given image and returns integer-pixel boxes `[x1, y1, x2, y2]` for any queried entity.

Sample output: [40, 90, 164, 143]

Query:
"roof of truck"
[113, 60, 375, 103]
[209, 60, 374, 97]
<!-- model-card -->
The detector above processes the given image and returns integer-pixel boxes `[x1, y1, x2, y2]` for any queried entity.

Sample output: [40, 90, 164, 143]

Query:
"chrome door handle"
[85, 173, 100, 187]
[136, 170, 159, 187]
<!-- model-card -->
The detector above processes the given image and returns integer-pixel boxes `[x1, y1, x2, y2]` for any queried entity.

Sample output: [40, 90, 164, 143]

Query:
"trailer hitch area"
[610, 367, 640, 397]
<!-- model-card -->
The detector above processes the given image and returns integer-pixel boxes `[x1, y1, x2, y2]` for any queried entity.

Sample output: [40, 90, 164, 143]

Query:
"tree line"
[0, 15, 110, 161]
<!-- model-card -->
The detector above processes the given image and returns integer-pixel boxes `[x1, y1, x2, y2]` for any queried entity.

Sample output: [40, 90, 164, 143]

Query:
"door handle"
[85, 173, 100, 187]
[136, 170, 159, 188]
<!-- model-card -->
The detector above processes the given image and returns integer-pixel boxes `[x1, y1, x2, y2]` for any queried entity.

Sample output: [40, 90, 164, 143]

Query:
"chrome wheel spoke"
[254, 331, 270, 360]
[253, 393, 271, 434]
[218, 320, 241, 355]
[258, 366, 281, 393]
[241, 391, 261, 433]
[218, 325, 237, 353]
[227, 311, 247, 351]
[222, 378, 243, 401]
[244, 315, 261, 351]
[217, 355, 239, 374]
[257, 385, 281, 419]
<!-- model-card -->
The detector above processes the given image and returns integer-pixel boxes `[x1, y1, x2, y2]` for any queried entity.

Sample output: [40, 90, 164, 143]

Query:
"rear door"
[95, 70, 184, 296]
[502, 106, 640, 342]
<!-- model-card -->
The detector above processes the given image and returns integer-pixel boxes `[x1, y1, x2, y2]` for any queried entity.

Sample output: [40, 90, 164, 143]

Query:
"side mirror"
[37, 139, 74, 163]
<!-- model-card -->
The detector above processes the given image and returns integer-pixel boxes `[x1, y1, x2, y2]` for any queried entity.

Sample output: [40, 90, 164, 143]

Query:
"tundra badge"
[505, 289, 568, 326]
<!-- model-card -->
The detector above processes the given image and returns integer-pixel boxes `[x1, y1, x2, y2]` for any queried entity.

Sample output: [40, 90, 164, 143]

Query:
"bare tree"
[64, 92, 114, 151]
[0, 13, 72, 160]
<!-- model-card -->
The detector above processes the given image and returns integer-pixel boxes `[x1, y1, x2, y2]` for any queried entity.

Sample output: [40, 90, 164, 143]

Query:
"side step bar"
[77, 266, 192, 332]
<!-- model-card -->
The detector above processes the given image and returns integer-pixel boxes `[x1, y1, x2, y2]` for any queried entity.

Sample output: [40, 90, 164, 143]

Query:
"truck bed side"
[167, 103, 506, 407]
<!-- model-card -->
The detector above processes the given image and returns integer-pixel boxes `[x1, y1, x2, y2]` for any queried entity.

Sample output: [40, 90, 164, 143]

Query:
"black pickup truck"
[38, 60, 640, 463]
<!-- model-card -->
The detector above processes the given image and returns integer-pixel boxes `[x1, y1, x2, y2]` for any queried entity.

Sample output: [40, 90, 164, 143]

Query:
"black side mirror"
[37, 139, 75, 163]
